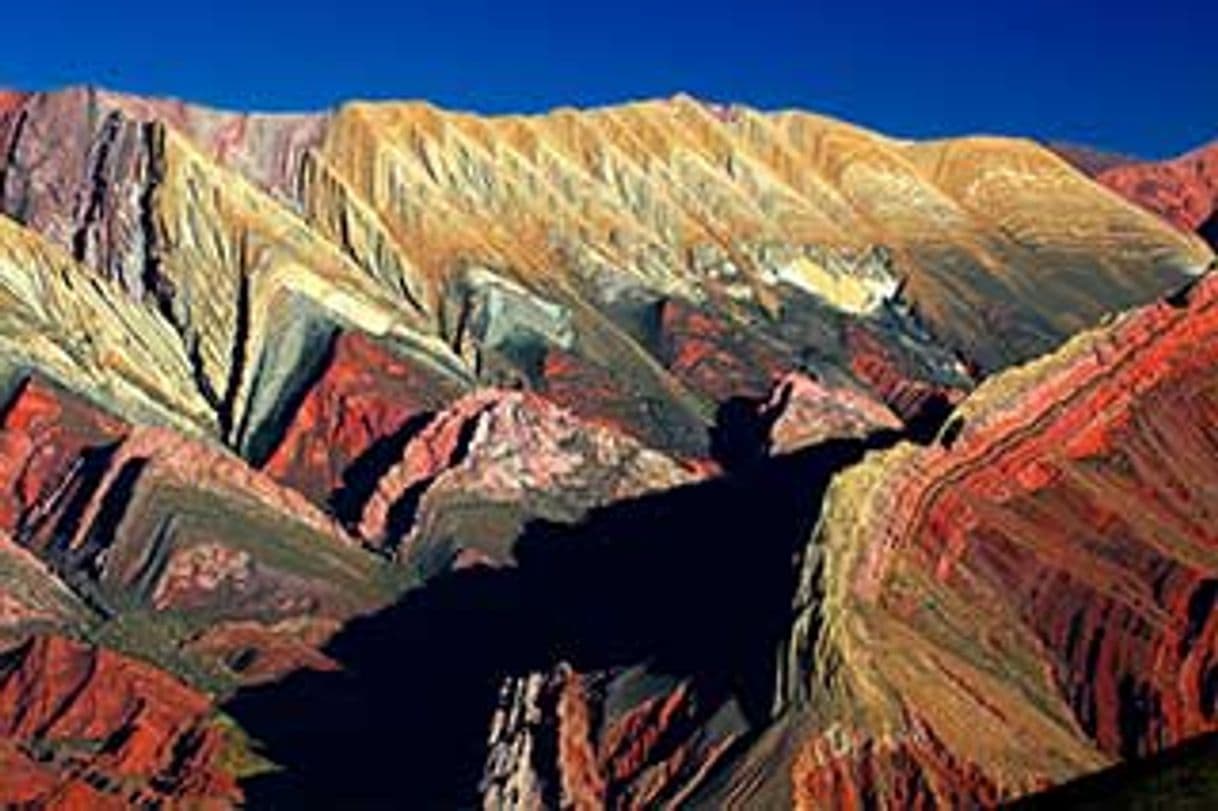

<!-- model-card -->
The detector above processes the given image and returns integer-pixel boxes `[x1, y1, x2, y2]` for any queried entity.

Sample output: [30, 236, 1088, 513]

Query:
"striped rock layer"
[0, 85, 1211, 805]
[766, 272, 1218, 808]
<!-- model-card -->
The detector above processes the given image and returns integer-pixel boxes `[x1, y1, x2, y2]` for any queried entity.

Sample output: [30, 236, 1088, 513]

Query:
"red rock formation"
[0, 635, 237, 806]
[100, 88, 326, 200]
[0, 88, 154, 290]
[844, 324, 968, 425]
[355, 389, 700, 565]
[791, 719, 1004, 811]
[355, 392, 494, 546]
[0, 377, 127, 532]
[0, 83, 1213, 808]
[1097, 142, 1218, 232]
[0, 384, 388, 687]
[775, 271, 1218, 807]
[18, 422, 348, 563]
[764, 371, 903, 454]
[482, 664, 742, 810]
[658, 298, 790, 402]
[0, 91, 25, 116]
[916, 276, 1218, 756]
[621, 288, 970, 447]
[262, 330, 463, 507]
[537, 346, 704, 456]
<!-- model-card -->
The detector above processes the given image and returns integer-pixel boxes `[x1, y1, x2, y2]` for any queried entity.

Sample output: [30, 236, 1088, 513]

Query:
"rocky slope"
[464, 271, 1218, 808]
[1058, 139, 1218, 246]
[764, 271, 1218, 808]
[0, 84, 1213, 806]
[472, 270, 1218, 811]
[0, 634, 239, 807]
[1098, 142, 1218, 235]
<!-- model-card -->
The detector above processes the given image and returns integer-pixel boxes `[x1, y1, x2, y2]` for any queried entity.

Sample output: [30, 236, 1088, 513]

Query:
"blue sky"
[3, 0, 1214, 156]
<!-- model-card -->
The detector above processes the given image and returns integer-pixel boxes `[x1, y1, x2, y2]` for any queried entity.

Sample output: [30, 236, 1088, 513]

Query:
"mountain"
[1057, 138, 1218, 244]
[1046, 141, 1138, 176]
[0, 85, 1213, 807]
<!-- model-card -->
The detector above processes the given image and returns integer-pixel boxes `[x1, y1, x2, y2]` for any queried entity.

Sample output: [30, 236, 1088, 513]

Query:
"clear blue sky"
[3, 0, 1214, 157]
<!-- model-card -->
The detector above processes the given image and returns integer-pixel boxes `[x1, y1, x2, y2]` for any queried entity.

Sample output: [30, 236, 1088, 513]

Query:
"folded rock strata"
[0, 84, 1211, 807]
[766, 271, 1218, 808]
[1, 87, 1210, 463]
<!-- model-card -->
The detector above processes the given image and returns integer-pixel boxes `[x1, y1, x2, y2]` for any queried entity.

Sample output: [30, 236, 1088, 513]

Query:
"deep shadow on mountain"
[224, 403, 925, 808]
[1200, 210, 1218, 251]
[1007, 730, 1218, 809]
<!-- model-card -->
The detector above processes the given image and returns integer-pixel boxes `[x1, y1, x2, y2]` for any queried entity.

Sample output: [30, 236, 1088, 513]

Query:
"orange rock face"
[0, 635, 236, 807]
[907, 275, 1218, 757]
[261, 330, 462, 507]
[0, 377, 127, 532]
[0, 91, 25, 116]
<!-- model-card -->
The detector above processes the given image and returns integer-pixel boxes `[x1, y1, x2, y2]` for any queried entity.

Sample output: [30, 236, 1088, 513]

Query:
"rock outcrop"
[464, 271, 1218, 810]
[482, 664, 744, 810]
[354, 388, 701, 572]
[1, 86, 1209, 464]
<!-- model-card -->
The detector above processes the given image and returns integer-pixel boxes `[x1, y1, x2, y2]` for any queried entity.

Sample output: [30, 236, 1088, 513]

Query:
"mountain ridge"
[0, 84, 1214, 807]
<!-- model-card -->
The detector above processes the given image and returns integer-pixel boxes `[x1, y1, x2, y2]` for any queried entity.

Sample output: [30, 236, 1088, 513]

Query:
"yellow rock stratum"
[309, 97, 1210, 366]
[0, 86, 1210, 460]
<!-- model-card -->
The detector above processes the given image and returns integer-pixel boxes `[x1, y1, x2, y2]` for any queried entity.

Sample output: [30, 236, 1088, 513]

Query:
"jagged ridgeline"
[0, 85, 1214, 807]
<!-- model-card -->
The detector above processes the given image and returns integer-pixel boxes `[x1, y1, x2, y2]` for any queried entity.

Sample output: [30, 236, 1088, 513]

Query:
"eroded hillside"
[0, 86, 1213, 807]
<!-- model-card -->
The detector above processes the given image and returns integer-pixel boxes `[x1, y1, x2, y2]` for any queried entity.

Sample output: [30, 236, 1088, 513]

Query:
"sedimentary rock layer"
[770, 271, 1218, 808]
[0, 634, 237, 807]
[0, 86, 1210, 464]
[1096, 141, 1218, 233]
[0, 84, 1213, 807]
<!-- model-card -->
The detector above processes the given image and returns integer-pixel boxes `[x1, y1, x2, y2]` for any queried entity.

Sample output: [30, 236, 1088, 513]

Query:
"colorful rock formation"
[1057, 138, 1218, 246]
[1096, 141, 1218, 233]
[766, 272, 1218, 808]
[0, 83, 1212, 807]
[0, 634, 238, 807]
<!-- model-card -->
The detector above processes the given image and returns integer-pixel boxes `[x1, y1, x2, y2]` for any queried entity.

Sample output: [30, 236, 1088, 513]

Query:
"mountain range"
[0, 85, 1215, 808]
